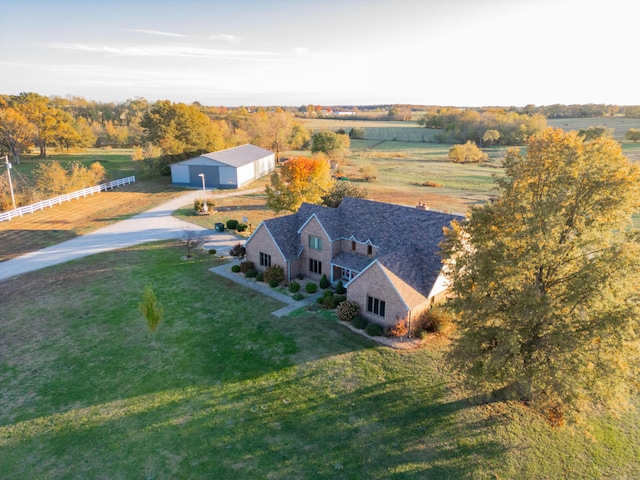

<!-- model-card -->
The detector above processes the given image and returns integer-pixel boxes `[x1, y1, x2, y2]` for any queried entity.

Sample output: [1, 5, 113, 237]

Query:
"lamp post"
[2, 156, 17, 211]
[198, 173, 207, 212]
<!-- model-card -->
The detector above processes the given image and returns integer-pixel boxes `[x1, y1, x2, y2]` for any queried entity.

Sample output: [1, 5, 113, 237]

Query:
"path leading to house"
[0, 188, 263, 282]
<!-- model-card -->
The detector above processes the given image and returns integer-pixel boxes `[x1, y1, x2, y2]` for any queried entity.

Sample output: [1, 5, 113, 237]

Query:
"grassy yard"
[0, 241, 638, 479]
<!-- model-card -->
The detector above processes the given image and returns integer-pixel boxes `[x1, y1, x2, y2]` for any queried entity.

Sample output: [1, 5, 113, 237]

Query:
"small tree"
[626, 128, 640, 143]
[139, 283, 163, 344]
[482, 129, 500, 146]
[448, 141, 486, 163]
[229, 243, 246, 259]
[182, 230, 208, 258]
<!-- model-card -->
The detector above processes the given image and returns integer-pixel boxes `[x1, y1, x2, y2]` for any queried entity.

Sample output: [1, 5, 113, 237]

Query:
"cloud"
[124, 29, 188, 38]
[210, 33, 242, 44]
[292, 47, 309, 55]
[44, 43, 281, 60]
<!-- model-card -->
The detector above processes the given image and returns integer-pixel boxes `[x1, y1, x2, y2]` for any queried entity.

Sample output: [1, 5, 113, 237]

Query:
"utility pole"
[2, 155, 17, 211]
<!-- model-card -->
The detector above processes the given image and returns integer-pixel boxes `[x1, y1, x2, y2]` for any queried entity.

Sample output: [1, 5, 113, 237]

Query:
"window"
[351, 240, 356, 251]
[367, 244, 373, 255]
[309, 258, 322, 275]
[259, 252, 271, 267]
[309, 235, 323, 250]
[367, 295, 386, 317]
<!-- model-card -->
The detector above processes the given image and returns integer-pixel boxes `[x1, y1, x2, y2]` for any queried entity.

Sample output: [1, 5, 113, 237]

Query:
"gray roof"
[261, 197, 460, 297]
[201, 144, 273, 168]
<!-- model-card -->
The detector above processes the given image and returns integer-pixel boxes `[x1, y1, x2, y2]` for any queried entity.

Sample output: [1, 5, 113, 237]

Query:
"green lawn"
[1, 241, 638, 479]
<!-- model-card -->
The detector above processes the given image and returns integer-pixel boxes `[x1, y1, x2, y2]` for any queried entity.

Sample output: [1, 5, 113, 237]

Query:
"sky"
[0, 0, 635, 107]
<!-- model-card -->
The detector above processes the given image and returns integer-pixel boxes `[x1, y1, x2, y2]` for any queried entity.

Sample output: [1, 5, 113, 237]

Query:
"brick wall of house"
[339, 238, 378, 258]
[300, 217, 332, 282]
[245, 225, 287, 278]
[347, 262, 409, 328]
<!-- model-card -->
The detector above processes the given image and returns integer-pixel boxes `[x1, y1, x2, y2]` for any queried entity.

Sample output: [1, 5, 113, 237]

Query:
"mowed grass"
[0, 241, 638, 479]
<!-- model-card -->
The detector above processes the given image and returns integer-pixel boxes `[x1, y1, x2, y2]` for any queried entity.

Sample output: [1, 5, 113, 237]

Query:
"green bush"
[269, 279, 279, 288]
[292, 292, 305, 301]
[365, 323, 384, 336]
[226, 219, 239, 230]
[231, 265, 241, 273]
[263, 265, 285, 285]
[208, 249, 217, 255]
[255, 273, 264, 282]
[334, 294, 346, 304]
[336, 301, 360, 322]
[236, 223, 248, 232]
[305, 282, 318, 294]
[335, 280, 346, 294]
[352, 316, 368, 329]
[319, 274, 330, 289]
[239, 260, 255, 273]
[288, 281, 301, 293]
[245, 268, 258, 278]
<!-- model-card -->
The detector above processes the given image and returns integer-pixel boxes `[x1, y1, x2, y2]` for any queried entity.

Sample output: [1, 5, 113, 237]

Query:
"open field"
[0, 241, 638, 479]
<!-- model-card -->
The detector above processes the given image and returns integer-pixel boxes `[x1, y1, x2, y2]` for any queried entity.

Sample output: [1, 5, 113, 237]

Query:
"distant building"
[170, 144, 274, 189]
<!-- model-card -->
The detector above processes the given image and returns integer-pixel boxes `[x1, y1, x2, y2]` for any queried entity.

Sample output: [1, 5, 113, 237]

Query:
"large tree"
[265, 156, 332, 213]
[321, 180, 370, 208]
[0, 106, 36, 163]
[311, 130, 350, 158]
[441, 128, 640, 420]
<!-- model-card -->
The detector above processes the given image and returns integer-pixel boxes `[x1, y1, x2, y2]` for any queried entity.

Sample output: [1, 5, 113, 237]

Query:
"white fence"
[0, 176, 136, 222]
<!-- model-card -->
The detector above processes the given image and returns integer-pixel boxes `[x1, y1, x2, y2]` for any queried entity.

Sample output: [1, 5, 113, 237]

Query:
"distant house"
[170, 144, 275, 189]
[244, 197, 460, 327]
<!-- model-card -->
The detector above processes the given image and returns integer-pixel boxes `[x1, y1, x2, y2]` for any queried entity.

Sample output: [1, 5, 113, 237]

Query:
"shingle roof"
[261, 197, 460, 297]
[201, 144, 273, 168]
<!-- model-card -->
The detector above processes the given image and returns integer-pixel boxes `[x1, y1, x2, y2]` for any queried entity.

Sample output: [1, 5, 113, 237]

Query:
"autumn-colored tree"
[482, 129, 500, 146]
[448, 141, 486, 163]
[441, 128, 640, 420]
[0, 106, 36, 163]
[265, 156, 332, 213]
[625, 128, 640, 143]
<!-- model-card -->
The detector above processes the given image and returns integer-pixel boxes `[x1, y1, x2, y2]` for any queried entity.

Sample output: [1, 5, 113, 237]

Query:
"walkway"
[0, 188, 262, 282]
[209, 261, 322, 317]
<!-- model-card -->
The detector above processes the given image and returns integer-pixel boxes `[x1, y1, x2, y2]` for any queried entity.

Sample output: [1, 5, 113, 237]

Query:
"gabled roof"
[260, 197, 460, 297]
[175, 144, 274, 168]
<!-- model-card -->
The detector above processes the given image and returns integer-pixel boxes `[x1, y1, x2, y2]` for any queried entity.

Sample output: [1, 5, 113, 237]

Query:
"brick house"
[244, 197, 460, 328]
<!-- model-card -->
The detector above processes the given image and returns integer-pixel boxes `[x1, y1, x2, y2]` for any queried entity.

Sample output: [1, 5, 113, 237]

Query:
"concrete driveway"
[0, 189, 257, 282]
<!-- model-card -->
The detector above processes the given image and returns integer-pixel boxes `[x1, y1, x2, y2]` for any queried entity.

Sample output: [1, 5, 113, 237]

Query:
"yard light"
[2, 155, 17, 211]
[198, 173, 207, 212]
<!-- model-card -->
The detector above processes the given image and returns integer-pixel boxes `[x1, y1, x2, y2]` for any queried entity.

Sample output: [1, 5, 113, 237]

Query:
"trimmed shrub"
[255, 273, 264, 282]
[335, 280, 346, 294]
[305, 282, 318, 294]
[288, 281, 301, 293]
[236, 223, 248, 232]
[365, 323, 384, 336]
[263, 265, 285, 285]
[245, 268, 258, 278]
[336, 300, 360, 322]
[352, 316, 368, 329]
[239, 260, 255, 273]
[208, 249, 217, 255]
[231, 265, 241, 273]
[319, 274, 330, 289]
[226, 219, 239, 230]
[334, 294, 346, 304]
[194, 197, 215, 213]
[292, 292, 305, 301]
[269, 279, 279, 288]
[415, 306, 455, 335]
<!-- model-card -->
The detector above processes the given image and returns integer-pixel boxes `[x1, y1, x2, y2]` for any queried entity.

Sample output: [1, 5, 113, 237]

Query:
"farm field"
[0, 240, 637, 479]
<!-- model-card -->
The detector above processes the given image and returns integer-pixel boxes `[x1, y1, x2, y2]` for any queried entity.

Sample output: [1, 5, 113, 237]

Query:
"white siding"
[427, 272, 449, 299]
[237, 163, 255, 187]
[170, 164, 190, 184]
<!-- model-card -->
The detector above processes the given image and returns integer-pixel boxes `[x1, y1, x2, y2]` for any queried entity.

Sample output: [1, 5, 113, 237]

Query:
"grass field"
[0, 240, 638, 479]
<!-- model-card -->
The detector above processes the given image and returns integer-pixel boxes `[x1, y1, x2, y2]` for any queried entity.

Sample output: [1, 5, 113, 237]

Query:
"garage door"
[189, 165, 219, 188]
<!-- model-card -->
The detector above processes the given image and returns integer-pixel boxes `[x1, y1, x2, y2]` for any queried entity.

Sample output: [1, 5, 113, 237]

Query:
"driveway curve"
[0, 188, 261, 282]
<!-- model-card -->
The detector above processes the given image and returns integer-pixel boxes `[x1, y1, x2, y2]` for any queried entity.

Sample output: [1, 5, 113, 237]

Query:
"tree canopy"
[441, 128, 640, 421]
[320, 181, 370, 208]
[448, 141, 486, 163]
[265, 156, 332, 213]
[311, 130, 350, 158]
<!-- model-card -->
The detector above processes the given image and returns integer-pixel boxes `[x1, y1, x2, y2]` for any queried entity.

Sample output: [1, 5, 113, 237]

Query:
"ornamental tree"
[441, 128, 640, 420]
